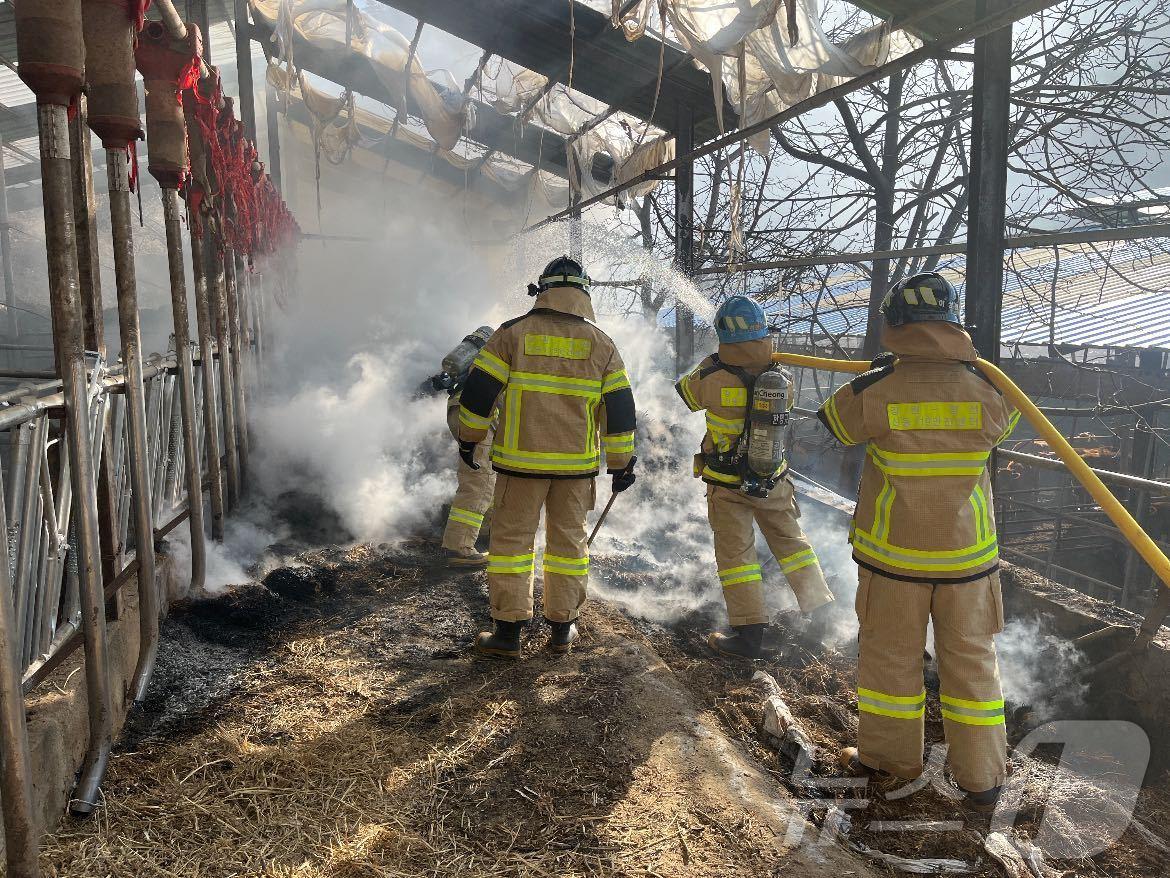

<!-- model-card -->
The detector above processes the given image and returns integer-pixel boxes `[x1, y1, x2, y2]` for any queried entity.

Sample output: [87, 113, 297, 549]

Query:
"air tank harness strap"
[703, 356, 780, 497]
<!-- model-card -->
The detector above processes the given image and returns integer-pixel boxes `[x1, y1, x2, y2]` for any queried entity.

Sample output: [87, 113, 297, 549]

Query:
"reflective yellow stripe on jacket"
[867, 446, 991, 477]
[852, 444, 999, 574]
[852, 528, 999, 573]
[474, 348, 511, 383]
[677, 371, 702, 412]
[603, 369, 631, 393]
[705, 411, 744, 452]
[822, 394, 856, 445]
[602, 431, 635, 454]
[492, 370, 604, 474]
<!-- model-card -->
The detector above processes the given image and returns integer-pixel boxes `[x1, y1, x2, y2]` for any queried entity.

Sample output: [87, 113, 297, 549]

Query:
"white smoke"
[996, 616, 1089, 721]
[167, 509, 285, 597]
[242, 147, 856, 628]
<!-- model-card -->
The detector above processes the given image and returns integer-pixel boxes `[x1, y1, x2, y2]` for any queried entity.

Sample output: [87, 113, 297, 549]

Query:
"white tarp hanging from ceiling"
[251, 0, 921, 214]
[251, 0, 671, 215]
[481, 58, 673, 203]
[616, 0, 921, 153]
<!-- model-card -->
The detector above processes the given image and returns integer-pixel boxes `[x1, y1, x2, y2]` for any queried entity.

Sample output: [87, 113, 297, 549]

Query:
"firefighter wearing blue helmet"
[675, 296, 835, 659]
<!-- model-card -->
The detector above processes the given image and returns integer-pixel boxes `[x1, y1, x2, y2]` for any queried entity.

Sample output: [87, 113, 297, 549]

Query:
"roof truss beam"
[249, 11, 571, 178]
[378, 0, 730, 141]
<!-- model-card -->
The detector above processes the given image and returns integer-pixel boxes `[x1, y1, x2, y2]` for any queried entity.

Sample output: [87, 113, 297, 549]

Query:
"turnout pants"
[487, 473, 596, 623]
[442, 412, 495, 553]
[855, 568, 1007, 793]
[706, 478, 834, 626]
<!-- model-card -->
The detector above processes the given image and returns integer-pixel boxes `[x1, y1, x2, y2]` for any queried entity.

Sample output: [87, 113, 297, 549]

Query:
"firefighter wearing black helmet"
[457, 256, 638, 659]
[816, 272, 1021, 813]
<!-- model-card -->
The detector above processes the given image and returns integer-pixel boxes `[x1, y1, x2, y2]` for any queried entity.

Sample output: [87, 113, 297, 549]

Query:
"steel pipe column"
[16, 0, 114, 822]
[137, 12, 208, 591]
[206, 227, 241, 509]
[106, 149, 159, 703]
[226, 252, 250, 481]
[69, 98, 123, 603]
[233, 0, 258, 141]
[34, 102, 114, 818]
[188, 223, 227, 539]
[81, 0, 161, 703]
[161, 190, 208, 589]
[673, 101, 696, 375]
[964, 0, 1013, 364]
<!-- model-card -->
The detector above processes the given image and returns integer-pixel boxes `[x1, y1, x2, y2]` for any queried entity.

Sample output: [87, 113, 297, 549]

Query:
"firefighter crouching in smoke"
[817, 272, 1021, 812]
[456, 256, 638, 658]
[676, 296, 835, 660]
[428, 327, 497, 567]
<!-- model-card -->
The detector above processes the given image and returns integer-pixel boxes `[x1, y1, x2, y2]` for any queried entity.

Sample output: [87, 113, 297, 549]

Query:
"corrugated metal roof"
[1002, 291, 1170, 349]
[776, 241, 1170, 351]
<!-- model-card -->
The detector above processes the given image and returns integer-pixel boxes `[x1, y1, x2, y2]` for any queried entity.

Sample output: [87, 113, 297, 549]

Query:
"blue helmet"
[714, 296, 769, 344]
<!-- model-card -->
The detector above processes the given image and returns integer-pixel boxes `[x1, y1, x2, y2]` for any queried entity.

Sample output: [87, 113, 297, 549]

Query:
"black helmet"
[881, 272, 961, 327]
[528, 255, 591, 297]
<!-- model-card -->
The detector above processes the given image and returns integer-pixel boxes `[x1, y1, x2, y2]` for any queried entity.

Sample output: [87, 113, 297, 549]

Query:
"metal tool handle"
[588, 492, 619, 547]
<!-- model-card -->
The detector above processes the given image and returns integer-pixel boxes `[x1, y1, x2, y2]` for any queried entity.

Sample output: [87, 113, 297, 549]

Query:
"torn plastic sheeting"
[849, 842, 977, 874]
[621, 0, 920, 153]
[482, 56, 673, 205]
[273, 65, 574, 220]
[251, 0, 467, 150]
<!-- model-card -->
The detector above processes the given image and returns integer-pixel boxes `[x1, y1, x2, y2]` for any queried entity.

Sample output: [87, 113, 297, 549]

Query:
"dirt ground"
[38, 528, 1170, 877]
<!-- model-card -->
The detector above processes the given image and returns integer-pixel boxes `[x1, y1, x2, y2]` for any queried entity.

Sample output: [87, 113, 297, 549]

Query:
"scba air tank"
[442, 326, 494, 377]
[746, 367, 793, 479]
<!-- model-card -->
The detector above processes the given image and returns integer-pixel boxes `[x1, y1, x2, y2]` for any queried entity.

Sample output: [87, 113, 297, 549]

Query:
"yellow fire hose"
[772, 351, 1170, 598]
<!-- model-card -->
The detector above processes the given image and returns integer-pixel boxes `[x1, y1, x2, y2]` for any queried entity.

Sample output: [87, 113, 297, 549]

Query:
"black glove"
[870, 351, 896, 370]
[458, 440, 480, 470]
[610, 456, 637, 493]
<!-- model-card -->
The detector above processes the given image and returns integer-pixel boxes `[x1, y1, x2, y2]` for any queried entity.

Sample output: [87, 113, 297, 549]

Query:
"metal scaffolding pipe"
[188, 221, 226, 539]
[34, 101, 113, 818]
[207, 229, 240, 509]
[227, 251, 249, 481]
[997, 448, 1170, 497]
[161, 189, 207, 592]
[106, 147, 158, 704]
[0, 464, 38, 876]
[69, 99, 122, 597]
[0, 131, 17, 338]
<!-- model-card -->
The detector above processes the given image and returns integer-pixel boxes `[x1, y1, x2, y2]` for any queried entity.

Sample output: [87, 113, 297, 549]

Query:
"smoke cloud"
[237, 180, 862, 631]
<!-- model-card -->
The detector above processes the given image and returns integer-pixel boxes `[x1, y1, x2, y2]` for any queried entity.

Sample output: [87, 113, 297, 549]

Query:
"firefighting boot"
[707, 624, 766, 659]
[546, 619, 579, 654]
[959, 784, 1002, 814]
[838, 747, 912, 796]
[444, 548, 488, 568]
[474, 620, 524, 659]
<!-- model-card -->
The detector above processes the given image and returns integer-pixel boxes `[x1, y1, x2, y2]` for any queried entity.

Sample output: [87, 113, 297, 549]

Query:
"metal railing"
[2, 343, 236, 693]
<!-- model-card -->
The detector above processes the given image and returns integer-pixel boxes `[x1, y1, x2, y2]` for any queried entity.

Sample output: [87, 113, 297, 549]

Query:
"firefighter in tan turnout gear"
[818, 272, 1021, 812]
[677, 296, 835, 660]
[457, 257, 638, 658]
[429, 327, 497, 567]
